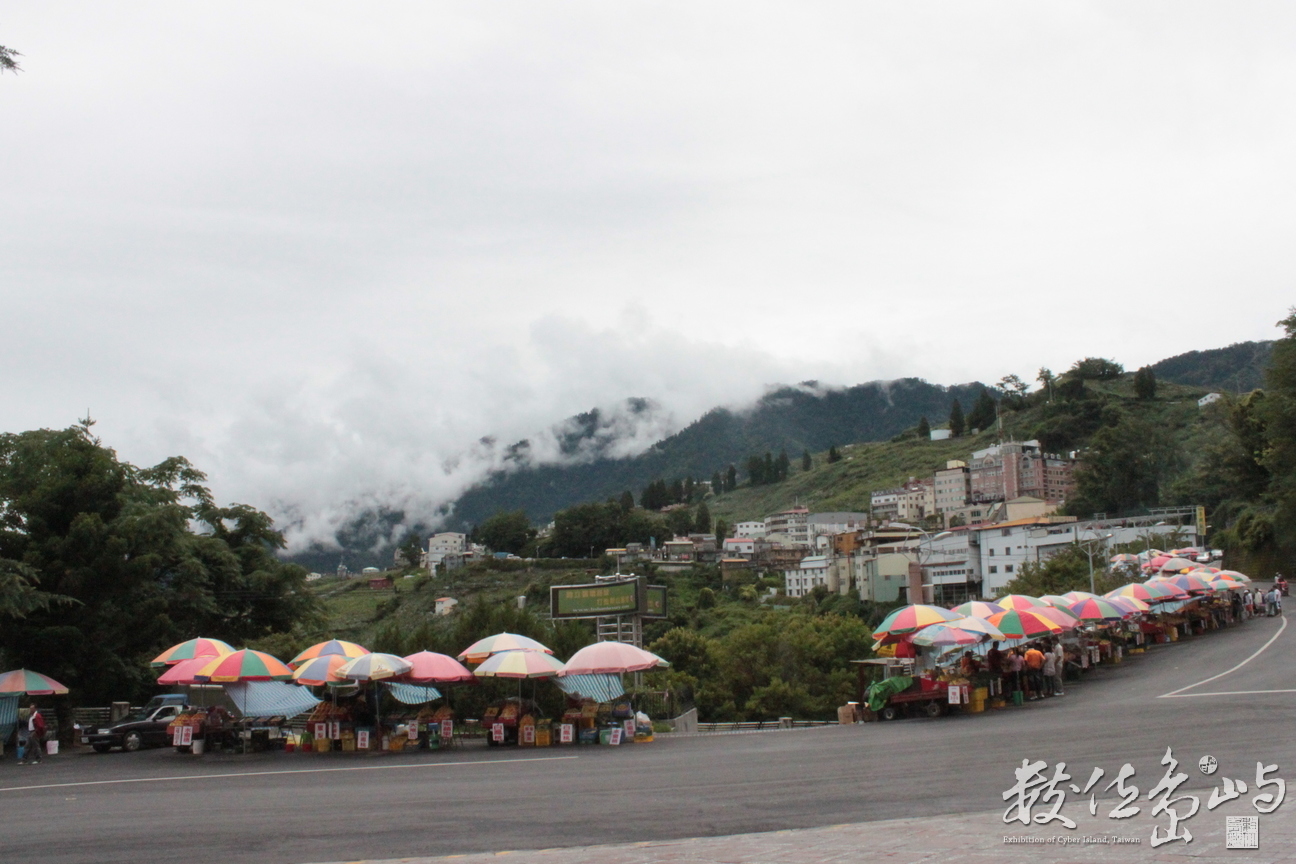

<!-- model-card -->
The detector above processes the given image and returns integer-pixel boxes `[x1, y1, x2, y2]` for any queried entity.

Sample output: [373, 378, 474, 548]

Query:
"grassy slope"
[707, 377, 1211, 524]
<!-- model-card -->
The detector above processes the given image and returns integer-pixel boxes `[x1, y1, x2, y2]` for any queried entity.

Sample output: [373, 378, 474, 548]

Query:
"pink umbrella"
[157, 657, 213, 686]
[561, 641, 670, 676]
[400, 651, 476, 684]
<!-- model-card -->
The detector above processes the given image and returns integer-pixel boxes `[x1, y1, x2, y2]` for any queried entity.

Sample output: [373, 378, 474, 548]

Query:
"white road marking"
[1159, 689, 1296, 698]
[0, 754, 579, 794]
[1159, 615, 1288, 698]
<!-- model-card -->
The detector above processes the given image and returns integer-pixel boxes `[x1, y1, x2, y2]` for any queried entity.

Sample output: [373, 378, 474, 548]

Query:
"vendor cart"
[870, 677, 953, 721]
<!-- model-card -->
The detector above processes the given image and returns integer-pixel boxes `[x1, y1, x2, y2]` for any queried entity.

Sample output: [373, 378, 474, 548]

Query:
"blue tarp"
[555, 673, 625, 703]
[224, 682, 320, 719]
[0, 694, 17, 746]
[385, 682, 442, 705]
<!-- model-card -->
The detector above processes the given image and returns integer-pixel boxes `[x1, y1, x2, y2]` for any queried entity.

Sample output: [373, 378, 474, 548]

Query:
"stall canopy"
[554, 673, 625, 703]
[385, 682, 443, 705]
[0, 694, 17, 746]
[225, 681, 320, 718]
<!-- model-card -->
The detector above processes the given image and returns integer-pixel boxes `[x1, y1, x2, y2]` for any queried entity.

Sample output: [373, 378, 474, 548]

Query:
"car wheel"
[925, 701, 943, 718]
[123, 732, 143, 752]
[880, 706, 898, 721]
[92, 744, 111, 754]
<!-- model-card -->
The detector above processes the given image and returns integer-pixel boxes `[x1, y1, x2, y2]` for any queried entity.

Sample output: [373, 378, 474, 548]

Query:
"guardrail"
[694, 719, 837, 733]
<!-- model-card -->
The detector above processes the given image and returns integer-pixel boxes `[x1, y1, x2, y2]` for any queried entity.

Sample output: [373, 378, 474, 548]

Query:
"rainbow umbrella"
[1067, 597, 1130, 622]
[151, 637, 235, 667]
[473, 650, 566, 679]
[1219, 570, 1251, 583]
[1061, 590, 1102, 604]
[987, 609, 1063, 639]
[400, 651, 476, 684]
[291, 654, 353, 686]
[290, 640, 370, 667]
[944, 616, 1007, 639]
[157, 657, 213, 686]
[1033, 606, 1079, 630]
[872, 604, 962, 640]
[1108, 595, 1148, 614]
[0, 669, 69, 695]
[1110, 553, 1139, 565]
[952, 601, 1006, 618]
[1038, 595, 1074, 608]
[910, 623, 983, 648]
[335, 653, 412, 682]
[1158, 573, 1215, 595]
[1209, 579, 1240, 592]
[563, 642, 670, 676]
[997, 594, 1048, 612]
[1107, 583, 1161, 603]
[458, 633, 553, 663]
[193, 650, 293, 682]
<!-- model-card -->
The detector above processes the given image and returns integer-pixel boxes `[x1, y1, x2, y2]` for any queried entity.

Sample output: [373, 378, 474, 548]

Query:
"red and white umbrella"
[400, 651, 476, 684]
[561, 641, 670, 676]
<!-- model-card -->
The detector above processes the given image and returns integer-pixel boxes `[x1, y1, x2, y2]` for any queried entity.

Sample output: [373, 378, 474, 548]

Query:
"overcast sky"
[3, 3, 1293, 547]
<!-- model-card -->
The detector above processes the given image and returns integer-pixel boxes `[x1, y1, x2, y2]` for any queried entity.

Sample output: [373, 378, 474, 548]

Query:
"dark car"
[83, 695, 188, 753]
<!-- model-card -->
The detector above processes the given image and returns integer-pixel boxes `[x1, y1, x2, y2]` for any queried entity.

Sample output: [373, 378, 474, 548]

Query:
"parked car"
[82, 695, 189, 753]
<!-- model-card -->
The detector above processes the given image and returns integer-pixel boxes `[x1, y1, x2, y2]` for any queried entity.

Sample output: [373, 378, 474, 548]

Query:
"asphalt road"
[1, 607, 1291, 864]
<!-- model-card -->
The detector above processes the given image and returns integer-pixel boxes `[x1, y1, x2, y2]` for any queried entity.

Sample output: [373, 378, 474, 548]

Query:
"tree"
[763, 452, 775, 483]
[477, 510, 536, 556]
[776, 451, 790, 481]
[619, 490, 635, 512]
[826, 445, 842, 464]
[1070, 357, 1125, 380]
[1134, 366, 1157, 400]
[711, 472, 723, 495]
[695, 502, 712, 534]
[725, 465, 737, 493]
[997, 374, 1029, 410]
[949, 399, 965, 437]
[667, 508, 695, 538]
[0, 46, 20, 74]
[801, 450, 812, 471]
[916, 416, 931, 439]
[1262, 308, 1296, 556]
[746, 455, 766, 486]
[999, 545, 1122, 598]
[1065, 415, 1177, 516]
[714, 518, 729, 541]
[967, 388, 997, 432]
[397, 532, 423, 568]
[0, 423, 318, 705]
[1037, 368, 1055, 402]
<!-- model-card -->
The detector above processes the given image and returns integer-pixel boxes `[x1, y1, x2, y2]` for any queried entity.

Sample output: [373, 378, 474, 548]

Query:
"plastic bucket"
[191, 738, 204, 755]
[45, 740, 59, 756]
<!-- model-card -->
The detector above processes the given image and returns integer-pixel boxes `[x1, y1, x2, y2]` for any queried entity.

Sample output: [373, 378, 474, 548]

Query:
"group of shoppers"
[961, 639, 1069, 701]
[1242, 586, 1285, 617]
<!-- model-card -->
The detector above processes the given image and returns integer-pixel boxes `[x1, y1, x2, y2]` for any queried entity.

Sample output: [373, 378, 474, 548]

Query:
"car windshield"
[119, 711, 150, 724]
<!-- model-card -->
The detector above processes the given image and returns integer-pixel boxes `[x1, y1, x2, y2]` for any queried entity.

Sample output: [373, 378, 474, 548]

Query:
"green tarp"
[865, 675, 914, 712]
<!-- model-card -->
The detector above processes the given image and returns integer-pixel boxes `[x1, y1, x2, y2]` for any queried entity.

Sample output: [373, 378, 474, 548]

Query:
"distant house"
[368, 576, 393, 590]
[435, 597, 459, 616]
[1198, 393, 1223, 408]
[929, 429, 951, 441]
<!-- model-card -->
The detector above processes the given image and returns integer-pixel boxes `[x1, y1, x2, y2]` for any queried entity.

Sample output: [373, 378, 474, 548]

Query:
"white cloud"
[2, 2, 1292, 548]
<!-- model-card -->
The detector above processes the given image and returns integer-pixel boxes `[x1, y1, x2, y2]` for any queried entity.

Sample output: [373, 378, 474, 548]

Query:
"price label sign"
[440, 719, 453, 740]
[179, 726, 194, 746]
[623, 719, 636, 738]
[608, 728, 622, 746]
[314, 722, 328, 740]
[172, 726, 184, 746]
[330, 721, 341, 741]
[559, 723, 573, 744]
[522, 725, 535, 744]
[408, 723, 419, 741]
[356, 730, 370, 749]
[491, 723, 505, 743]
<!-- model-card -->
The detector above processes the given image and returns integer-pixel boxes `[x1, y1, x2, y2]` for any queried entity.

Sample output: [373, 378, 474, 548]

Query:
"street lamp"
[1078, 530, 1113, 595]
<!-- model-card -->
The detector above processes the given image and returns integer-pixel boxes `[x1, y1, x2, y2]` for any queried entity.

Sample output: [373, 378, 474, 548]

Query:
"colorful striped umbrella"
[458, 633, 554, 663]
[952, 601, 1006, 618]
[291, 654, 353, 686]
[1219, 570, 1251, 583]
[563, 641, 670, 676]
[1157, 573, 1215, 594]
[996, 594, 1048, 612]
[1067, 597, 1130, 622]
[157, 657, 213, 686]
[1061, 591, 1102, 604]
[986, 609, 1063, 639]
[1108, 595, 1149, 614]
[945, 616, 1007, 638]
[400, 651, 476, 684]
[335, 652, 412, 682]
[1038, 595, 1074, 608]
[872, 604, 962, 640]
[193, 649, 293, 682]
[151, 637, 236, 667]
[473, 649, 567, 679]
[1209, 579, 1241, 592]
[0, 669, 69, 695]
[910, 623, 983, 648]
[290, 640, 370, 667]
[1107, 583, 1161, 603]
[1032, 606, 1079, 630]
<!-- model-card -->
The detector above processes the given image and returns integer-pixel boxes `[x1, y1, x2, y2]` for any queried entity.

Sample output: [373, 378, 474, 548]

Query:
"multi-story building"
[722, 537, 756, 558]
[765, 507, 810, 547]
[871, 480, 933, 523]
[735, 521, 767, 539]
[969, 440, 1076, 505]
[784, 555, 829, 597]
[933, 460, 970, 515]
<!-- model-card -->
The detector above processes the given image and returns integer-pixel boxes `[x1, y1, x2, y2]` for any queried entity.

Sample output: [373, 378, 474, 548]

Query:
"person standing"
[1023, 645, 1046, 701]
[1051, 640, 1066, 696]
[22, 704, 45, 765]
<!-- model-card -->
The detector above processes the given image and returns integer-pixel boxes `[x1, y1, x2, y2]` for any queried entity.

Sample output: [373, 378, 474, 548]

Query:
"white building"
[765, 507, 810, 547]
[722, 537, 756, 557]
[735, 521, 767, 539]
[934, 460, 970, 515]
[784, 555, 829, 597]
[1198, 393, 1223, 408]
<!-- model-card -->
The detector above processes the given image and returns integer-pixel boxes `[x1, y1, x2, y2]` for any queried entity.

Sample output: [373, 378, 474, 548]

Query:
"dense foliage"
[0, 423, 319, 704]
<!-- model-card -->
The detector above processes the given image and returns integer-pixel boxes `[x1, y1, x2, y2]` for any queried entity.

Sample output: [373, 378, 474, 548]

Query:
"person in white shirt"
[1050, 641, 1066, 696]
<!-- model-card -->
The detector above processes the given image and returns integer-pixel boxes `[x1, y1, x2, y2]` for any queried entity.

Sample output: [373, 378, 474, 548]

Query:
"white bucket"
[45, 740, 59, 756]
[191, 738, 204, 755]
